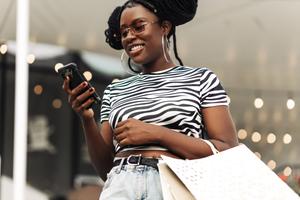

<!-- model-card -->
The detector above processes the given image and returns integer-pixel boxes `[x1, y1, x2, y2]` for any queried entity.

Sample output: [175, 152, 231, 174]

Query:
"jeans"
[99, 164, 163, 200]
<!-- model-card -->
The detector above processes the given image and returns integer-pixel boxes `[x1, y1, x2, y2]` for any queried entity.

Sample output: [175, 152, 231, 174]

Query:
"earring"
[121, 51, 142, 75]
[162, 35, 170, 63]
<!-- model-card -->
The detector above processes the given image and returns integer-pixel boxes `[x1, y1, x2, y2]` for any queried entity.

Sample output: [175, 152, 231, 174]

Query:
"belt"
[113, 154, 159, 170]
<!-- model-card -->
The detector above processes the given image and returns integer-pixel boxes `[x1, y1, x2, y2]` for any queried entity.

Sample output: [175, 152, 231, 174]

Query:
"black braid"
[128, 58, 141, 73]
[172, 27, 183, 66]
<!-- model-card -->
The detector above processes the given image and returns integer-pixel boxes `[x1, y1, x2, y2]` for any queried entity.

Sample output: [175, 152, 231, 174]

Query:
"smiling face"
[120, 4, 172, 70]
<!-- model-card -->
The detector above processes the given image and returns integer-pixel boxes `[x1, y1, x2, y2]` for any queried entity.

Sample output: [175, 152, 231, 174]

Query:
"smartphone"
[55, 63, 101, 106]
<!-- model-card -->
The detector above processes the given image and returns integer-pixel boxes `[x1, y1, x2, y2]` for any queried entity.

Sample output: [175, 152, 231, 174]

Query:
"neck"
[141, 57, 177, 74]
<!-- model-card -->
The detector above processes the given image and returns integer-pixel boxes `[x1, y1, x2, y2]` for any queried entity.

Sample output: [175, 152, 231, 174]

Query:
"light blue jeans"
[99, 164, 163, 200]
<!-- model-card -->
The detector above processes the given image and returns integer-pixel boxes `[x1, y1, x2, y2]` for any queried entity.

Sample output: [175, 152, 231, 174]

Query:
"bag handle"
[202, 139, 219, 155]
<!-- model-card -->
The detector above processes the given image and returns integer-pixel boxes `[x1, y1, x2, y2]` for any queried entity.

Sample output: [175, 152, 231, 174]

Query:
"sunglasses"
[120, 20, 159, 39]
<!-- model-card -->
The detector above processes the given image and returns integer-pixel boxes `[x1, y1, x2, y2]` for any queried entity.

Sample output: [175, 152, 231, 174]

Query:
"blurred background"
[0, 0, 300, 199]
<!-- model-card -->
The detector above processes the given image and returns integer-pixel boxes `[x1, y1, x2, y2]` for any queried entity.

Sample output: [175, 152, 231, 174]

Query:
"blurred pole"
[13, 0, 29, 199]
[0, 47, 8, 200]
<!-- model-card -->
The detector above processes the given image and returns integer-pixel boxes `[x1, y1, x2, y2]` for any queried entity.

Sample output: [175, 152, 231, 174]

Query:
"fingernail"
[82, 82, 87, 86]
[89, 87, 94, 92]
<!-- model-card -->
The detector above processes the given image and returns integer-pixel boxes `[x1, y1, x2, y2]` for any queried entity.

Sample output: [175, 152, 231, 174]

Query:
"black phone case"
[57, 63, 101, 106]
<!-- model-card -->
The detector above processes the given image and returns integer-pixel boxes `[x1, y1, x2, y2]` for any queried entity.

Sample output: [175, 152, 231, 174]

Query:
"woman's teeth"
[130, 45, 144, 52]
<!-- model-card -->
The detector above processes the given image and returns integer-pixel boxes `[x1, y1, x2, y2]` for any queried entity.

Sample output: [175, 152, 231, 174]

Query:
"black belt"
[113, 155, 159, 170]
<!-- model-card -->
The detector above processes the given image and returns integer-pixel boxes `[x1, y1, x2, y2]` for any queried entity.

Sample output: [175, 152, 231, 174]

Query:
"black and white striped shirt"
[100, 66, 229, 153]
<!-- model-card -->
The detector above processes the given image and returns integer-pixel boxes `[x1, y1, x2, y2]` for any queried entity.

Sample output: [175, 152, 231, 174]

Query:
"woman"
[63, 0, 238, 199]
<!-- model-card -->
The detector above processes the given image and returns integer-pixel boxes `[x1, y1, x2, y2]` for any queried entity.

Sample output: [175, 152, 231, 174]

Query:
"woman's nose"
[122, 31, 137, 45]
[125, 29, 137, 39]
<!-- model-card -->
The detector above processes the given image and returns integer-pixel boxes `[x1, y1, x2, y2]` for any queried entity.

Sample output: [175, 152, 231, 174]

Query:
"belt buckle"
[127, 154, 142, 166]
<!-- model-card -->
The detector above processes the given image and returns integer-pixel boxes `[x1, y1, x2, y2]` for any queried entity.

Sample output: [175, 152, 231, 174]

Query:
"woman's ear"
[161, 20, 172, 35]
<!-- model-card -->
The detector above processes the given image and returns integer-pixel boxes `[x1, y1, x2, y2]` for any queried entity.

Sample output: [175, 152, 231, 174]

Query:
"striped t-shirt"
[100, 66, 229, 153]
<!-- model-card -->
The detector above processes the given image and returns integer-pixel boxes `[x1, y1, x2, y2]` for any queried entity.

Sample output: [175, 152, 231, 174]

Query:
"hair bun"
[151, 0, 198, 26]
[104, 6, 123, 50]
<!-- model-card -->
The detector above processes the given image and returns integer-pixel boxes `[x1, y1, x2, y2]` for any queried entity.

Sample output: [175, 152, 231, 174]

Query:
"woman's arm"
[81, 119, 114, 180]
[63, 77, 114, 180]
[114, 106, 238, 159]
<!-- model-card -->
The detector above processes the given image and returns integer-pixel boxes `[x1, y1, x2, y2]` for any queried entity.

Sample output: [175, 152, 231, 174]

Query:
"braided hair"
[105, 0, 198, 67]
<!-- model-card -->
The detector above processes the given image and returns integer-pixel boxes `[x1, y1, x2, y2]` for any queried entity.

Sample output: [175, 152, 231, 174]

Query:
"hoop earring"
[121, 51, 141, 75]
[162, 35, 170, 63]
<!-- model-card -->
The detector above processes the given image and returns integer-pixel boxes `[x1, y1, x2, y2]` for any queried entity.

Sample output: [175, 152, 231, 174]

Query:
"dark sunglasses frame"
[120, 20, 159, 39]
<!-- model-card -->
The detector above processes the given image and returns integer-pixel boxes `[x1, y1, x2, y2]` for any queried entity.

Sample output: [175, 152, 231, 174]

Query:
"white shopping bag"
[158, 144, 300, 200]
[158, 161, 195, 200]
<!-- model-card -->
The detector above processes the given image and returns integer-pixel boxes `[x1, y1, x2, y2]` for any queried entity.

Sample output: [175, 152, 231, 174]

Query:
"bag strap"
[202, 139, 219, 155]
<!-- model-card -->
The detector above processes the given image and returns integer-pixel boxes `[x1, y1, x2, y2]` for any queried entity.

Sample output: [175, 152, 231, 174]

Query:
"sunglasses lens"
[133, 24, 146, 33]
[121, 21, 153, 38]
[121, 28, 129, 38]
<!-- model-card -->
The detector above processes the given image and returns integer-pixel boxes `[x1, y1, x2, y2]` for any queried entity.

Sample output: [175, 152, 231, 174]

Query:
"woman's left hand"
[114, 118, 159, 147]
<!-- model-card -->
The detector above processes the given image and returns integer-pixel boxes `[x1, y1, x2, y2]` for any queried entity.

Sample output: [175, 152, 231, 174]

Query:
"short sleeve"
[199, 68, 229, 108]
[100, 84, 112, 123]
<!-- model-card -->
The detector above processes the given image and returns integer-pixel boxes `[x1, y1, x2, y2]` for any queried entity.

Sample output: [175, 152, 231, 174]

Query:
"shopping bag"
[158, 161, 195, 200]
[158, 143, 300, 200]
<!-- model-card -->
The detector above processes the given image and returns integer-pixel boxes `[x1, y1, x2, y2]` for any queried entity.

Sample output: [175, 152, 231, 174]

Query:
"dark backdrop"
[0, 51, 114, 196]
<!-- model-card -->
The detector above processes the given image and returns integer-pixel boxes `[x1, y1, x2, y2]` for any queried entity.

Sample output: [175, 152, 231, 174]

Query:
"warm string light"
[52, 99, 62, 109]
[254, 97, 264, 109]
[286, 98, 295, 110]
[251, 131, 261, 143]
[283, 133, 292, 144]
[267, 133, 276, 144]
[237, 129, 247, 140]
[33, 84, 43, 95]
[283, 166, 292, 177]
[0, 43, 8, 54]
[267, 160, 277, 170]
[27, 54, 35, 64]
[286, 92, 296, 110]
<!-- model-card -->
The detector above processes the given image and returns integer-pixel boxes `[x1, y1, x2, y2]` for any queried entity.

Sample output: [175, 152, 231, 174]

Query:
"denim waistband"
[113, 154, 159, 170]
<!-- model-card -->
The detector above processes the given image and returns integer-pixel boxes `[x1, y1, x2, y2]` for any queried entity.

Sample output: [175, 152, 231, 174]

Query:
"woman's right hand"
[62, 76, 95, 120]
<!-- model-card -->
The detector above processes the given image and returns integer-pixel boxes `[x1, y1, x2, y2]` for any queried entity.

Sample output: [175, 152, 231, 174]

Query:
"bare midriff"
[115, 150, 181, 159]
